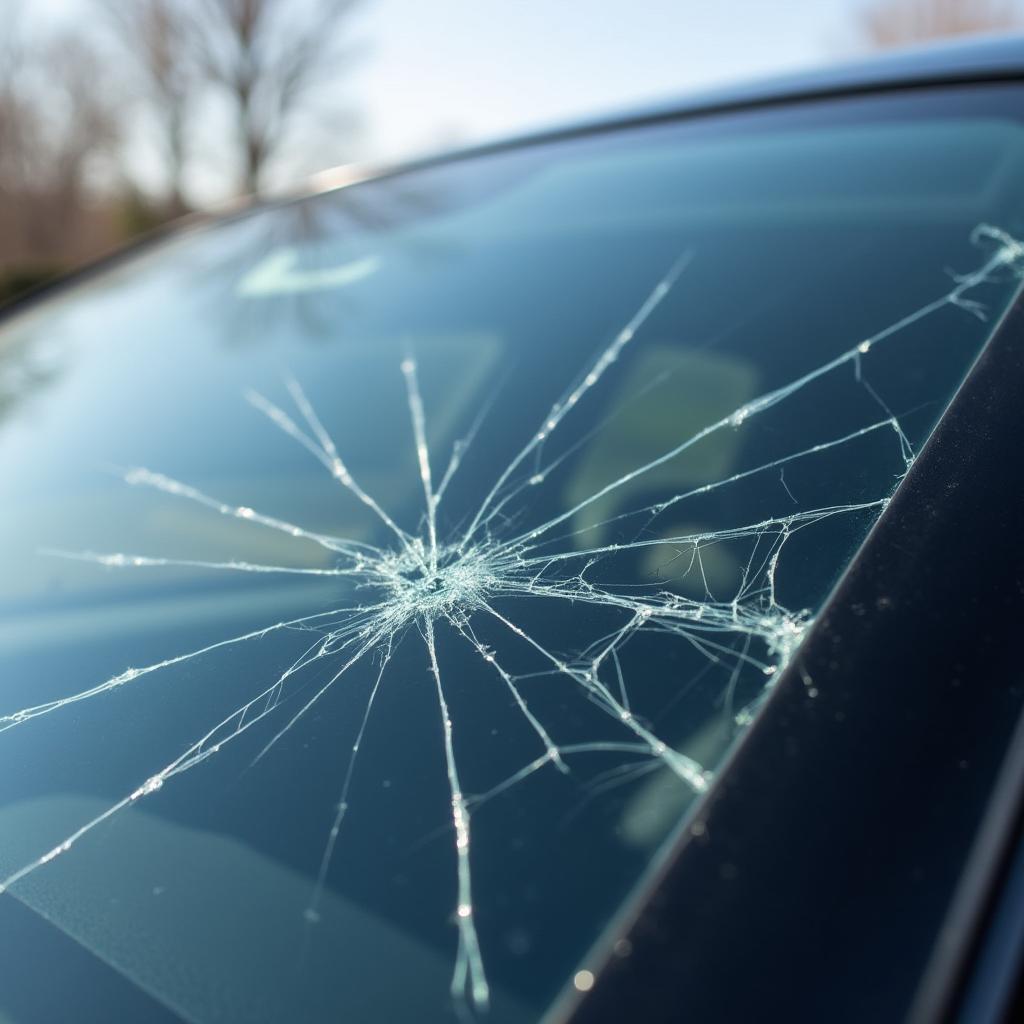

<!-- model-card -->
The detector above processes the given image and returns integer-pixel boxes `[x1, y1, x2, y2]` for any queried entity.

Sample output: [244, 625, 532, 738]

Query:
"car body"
[1, 34, 1024, 1024]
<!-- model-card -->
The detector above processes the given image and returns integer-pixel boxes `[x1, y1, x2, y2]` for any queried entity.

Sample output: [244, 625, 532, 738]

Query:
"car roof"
[308, 32, 1024, 196]
[610, 31, 1024, 123]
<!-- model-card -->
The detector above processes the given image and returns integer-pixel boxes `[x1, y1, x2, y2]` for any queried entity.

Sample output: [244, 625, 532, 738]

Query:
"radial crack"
[2, 225, 1022, 1016]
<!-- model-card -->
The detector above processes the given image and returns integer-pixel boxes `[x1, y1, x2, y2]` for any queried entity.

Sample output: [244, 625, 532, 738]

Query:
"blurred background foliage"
[0, 0, 361, 300]
[1, 0, 1022, 304]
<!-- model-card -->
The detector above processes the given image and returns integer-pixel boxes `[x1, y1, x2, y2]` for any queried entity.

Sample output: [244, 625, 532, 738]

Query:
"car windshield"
[1, 83, 1024, 1024]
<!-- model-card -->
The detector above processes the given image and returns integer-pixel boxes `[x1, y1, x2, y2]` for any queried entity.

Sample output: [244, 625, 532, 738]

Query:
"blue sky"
[36, 0, 874, 201]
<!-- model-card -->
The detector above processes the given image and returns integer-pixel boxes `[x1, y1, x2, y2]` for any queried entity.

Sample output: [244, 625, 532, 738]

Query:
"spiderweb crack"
[2, 224, 1022, 1013]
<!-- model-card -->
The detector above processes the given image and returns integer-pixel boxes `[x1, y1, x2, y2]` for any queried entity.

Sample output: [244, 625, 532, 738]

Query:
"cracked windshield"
[2, 85, 1024, 1024]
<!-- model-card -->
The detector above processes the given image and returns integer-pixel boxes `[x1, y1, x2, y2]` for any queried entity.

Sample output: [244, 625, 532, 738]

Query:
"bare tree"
[194, 0, 361, 195]
[100, 0, 197, 216]
[43, 36, 122, 229]
[857, 0, 1024, 48]
[0, 7, 33, 208]
[0, 25, 122, 270]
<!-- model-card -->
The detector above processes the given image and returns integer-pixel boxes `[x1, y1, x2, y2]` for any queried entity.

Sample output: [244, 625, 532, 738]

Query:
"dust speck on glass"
[1, 85, 1024, 1024]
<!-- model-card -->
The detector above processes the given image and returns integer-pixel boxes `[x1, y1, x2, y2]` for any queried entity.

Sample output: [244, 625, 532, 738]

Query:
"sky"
[35, 0, 874, 203]
[348, 0, 863, 159]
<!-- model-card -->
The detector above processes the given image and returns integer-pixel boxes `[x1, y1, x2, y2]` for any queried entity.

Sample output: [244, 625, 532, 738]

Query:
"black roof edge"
[589, 31, 1024, 132]
[304, 32, 1024, 197]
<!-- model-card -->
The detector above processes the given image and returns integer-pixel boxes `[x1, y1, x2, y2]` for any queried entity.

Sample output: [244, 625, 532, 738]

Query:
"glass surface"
[1, 85, 1023, 1024]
